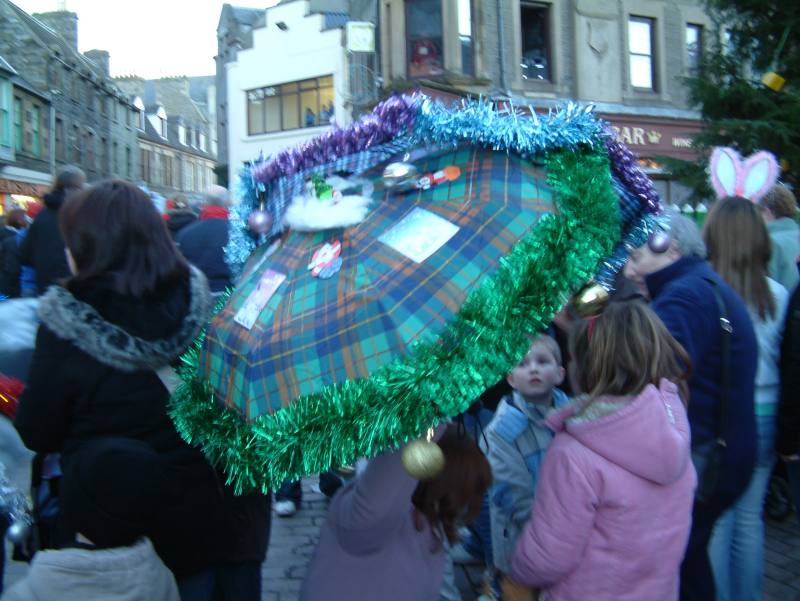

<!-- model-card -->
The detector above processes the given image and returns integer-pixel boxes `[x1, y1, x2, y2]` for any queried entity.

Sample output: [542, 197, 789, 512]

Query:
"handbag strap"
[704, 277, 731, 447]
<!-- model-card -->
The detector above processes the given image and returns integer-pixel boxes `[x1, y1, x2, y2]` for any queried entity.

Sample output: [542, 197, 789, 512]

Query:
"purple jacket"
[511, 380, 696, 601]
[300, 445, 445, 601]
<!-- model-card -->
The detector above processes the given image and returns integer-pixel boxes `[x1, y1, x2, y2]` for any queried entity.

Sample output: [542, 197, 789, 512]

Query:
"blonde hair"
[570, 301, 691, 403]
[762, 184, 797, 219]
[703, 196, 775, 320]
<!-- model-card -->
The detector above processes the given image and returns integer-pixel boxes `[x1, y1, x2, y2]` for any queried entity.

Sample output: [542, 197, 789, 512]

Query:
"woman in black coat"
[14, 181, 240, 597]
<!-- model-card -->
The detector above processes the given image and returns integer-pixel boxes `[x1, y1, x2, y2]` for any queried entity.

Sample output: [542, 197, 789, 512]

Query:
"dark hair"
[59, 180, 189, 296]
[704, 196, 776, 320]
[570, 301, 691, 404]
[4, 209, 27, 230]
[411, 426, 492, 547]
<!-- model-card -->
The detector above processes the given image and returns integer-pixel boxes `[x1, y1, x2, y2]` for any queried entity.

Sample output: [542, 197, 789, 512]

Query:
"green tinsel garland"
[169, 149, 620, 493]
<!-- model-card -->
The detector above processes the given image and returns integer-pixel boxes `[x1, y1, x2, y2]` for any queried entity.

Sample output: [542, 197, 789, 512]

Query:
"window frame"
[685, 23, 703, 73]
[246, 75, 334, 136]
[405, 0, 445, 79]
[31, 105, 40, 157]
[628, 15, 657, 91]
[0, 79, 11, 149]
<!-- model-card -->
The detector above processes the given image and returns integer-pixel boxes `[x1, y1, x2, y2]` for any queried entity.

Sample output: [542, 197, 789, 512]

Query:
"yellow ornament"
[572, 282, 610, 318]
[762, 72, 786, 92]
[401, 428, 445, 480]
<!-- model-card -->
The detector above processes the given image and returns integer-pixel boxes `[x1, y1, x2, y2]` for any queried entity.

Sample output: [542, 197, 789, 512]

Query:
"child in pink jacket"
[510, 301, 697, 601]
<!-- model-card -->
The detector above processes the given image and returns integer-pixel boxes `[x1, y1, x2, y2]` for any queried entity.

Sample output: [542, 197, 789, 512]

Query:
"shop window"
[629, 16, 656, 90]
[246, 76, 334, 135]
[406, 0, 443, 78]
[520, 2, 551, 82]
[686, 24, 703, 73]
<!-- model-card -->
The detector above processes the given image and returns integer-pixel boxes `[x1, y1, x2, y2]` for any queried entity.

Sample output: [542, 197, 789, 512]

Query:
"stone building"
[0, 1, 140, 185]
[377, 0, 712, 203]
[114, 76, 217, 201]
[0, 55, 52, 213]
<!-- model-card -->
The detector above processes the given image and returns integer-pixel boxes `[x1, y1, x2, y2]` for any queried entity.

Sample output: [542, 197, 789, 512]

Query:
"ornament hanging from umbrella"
[170, 94, 661, 493]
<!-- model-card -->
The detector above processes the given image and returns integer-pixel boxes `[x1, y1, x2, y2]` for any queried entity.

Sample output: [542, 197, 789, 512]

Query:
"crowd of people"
[0, 165, 798, 601]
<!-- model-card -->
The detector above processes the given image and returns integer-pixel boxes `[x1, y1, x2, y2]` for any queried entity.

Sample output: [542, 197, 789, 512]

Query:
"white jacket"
[1, 538, 179, 601]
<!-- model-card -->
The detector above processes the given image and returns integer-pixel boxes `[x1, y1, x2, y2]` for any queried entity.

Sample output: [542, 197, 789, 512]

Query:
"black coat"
[13, 267, 257, 577]
[0, 229, 21, 298]
[166, 210, 198, 239]
[176, 217, 231, 292]
[19, 191, 71, 295]
[778, 286, 800, 456]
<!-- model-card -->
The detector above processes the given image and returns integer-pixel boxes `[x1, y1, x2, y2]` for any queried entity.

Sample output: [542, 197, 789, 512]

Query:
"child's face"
[507, 341, 565, 403]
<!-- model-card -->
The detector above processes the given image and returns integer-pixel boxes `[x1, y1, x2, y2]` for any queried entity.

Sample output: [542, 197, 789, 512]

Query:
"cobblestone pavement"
[4, 477, 800, 600]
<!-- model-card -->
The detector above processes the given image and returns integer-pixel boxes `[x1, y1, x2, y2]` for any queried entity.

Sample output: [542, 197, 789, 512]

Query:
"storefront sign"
[599, 114, 703, 161]
[0, 178, 48, 197]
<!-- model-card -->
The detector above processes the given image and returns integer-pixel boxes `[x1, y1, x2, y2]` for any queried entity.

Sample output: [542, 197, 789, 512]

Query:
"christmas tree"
[665, 0, 799, 199]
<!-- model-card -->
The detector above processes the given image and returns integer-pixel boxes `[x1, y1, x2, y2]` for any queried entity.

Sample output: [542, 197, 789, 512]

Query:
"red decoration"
[0, 375, 24, 420]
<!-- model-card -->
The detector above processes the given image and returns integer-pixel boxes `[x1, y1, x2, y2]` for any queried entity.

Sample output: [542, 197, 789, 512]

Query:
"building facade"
[379, 0, 711, 203]
[114, 76, 217, 201]
[0, 1, 140, 189]
[0, 55, 52, 214]
[218, 0, 351, 190]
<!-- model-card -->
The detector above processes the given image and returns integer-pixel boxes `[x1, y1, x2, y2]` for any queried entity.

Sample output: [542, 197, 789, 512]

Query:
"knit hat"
[60, 437, 169, 549]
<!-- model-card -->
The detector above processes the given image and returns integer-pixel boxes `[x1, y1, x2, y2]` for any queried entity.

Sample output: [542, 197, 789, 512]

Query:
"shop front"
[599, 114, 703, 205]
[0, 166, 51, 217]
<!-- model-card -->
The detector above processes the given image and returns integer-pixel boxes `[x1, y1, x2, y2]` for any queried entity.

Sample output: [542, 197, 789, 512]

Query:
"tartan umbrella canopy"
[203, 144, 556, 419]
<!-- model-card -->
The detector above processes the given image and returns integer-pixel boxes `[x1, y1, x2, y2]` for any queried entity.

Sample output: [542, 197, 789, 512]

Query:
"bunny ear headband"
[709, 147, 780, 203]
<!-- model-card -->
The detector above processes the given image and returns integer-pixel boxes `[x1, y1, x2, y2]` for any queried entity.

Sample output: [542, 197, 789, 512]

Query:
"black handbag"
[691, 278, 731, 504]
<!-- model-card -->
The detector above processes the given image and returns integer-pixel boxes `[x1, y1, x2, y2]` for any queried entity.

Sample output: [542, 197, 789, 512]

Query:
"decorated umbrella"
[170, 95, 661, 493]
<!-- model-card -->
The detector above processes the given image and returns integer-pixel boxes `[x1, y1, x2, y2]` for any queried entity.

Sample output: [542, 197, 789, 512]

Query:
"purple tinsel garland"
[605, 136, 661, 214]
[251, 95, 419, 187]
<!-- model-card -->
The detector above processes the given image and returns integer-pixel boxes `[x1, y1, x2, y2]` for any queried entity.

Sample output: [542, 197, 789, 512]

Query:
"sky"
[13, 0, 280, 78]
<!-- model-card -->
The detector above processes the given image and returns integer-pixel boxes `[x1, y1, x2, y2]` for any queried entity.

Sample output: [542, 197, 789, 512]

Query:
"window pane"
[299, 79, 317, 91]
[282, 93, 299, 130]
[458, 0, 474, 76]
[630, 54, 653, 88]
[406, 0, 444, 77]
[280, 82, 299, 95]
[319, 85, 334, 124]
[248, 97, 264, 135]
[265, 97, 281, 132]
[521, 3, 551, 81]
[686, 24, 702, 71]
[318, 76, 333, 88]
[301, 90, 319, 127]
[629, 19, 652, 55]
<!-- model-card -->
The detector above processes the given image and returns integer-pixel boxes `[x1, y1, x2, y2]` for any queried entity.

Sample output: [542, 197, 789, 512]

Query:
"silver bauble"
[6, 520, 29, 544]
[382, 162, 419, 191]
[247, 209, 273, 235]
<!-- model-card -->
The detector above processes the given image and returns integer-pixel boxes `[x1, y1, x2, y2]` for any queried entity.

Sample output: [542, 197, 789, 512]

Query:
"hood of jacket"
[43, 189, 67, 211]
[6, 538, 178, 601]
[546, 380, 691, 485]
[36, 266, 210, 372]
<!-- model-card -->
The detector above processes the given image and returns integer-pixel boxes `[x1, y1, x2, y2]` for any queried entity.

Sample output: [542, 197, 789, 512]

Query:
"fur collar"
[37, 266, 211, 372]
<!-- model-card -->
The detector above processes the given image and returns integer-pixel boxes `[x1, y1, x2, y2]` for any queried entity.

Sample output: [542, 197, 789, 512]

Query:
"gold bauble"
[401, 439, 445, 480]
[572, 282, 610, 318]
[762, 71, 786, 92]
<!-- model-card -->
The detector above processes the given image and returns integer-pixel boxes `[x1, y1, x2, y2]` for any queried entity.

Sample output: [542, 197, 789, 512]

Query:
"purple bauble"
[247, 209, 273, 235]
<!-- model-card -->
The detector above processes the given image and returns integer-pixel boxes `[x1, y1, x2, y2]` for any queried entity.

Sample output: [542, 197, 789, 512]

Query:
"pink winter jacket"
[510, 380, 696, 601]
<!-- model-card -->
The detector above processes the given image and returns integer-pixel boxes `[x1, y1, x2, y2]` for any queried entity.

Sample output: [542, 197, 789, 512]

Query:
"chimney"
[34, 11, 79, 51]
[84, 50, 110, 76]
